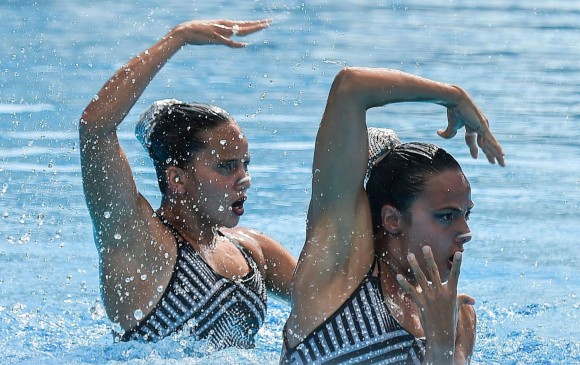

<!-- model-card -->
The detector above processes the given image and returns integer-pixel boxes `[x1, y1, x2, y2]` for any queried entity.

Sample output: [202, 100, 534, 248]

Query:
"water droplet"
[219, 139, 227, 146]
[140, 274, 148, 280]
[2, 212, 8, 218]
[134, 309, 143, 320]
[11, 303, 26, 313]
[125, 276, 134, 283]
[112, 322, 123, 334]
[218, 205, 224, 212]
[18, 232, 30, 244]
[114, 233, 121, 240]
[104, 211, 111, 219]
[157, 285, 164, 293]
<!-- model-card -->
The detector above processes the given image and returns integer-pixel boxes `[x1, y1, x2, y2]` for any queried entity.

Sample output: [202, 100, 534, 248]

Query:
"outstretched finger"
[234, 19, 272, 36]
[216, 34, 248, 48]
[422, 246, 442, 288]
[437, 109, 460, 139]
[221, 19, 272, 37]
[478, 133, 506, 167]
[396, 274, 422, 305]
[448, 251, 463, 290]
[407, 253, 431, 290]
[464, 127, 479, 159]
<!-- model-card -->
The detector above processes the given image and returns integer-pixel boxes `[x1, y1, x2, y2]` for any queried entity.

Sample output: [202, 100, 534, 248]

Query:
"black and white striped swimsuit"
[120, 230, 267, 350]
[281, 259, 425, 364]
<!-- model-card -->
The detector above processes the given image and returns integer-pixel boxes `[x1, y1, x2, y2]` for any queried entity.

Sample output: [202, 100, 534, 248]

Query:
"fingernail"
[407, 253, 415, 262]
[422, 246, 430, 254]
[455, 251, 462, 260]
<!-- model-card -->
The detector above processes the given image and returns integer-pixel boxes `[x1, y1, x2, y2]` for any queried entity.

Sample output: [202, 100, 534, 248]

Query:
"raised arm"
[79, 19, 272, 248]
[288, 67, 504, 345]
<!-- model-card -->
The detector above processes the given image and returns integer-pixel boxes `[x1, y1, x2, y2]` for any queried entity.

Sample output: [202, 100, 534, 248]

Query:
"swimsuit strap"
[219, 231, 260, 278]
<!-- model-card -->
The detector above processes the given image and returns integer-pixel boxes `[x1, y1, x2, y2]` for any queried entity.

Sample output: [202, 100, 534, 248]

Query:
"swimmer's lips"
[231, 197, 246, 216]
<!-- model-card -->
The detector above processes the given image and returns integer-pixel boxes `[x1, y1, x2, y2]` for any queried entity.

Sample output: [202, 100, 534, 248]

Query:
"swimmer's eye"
[217, 161, 237, 174]
[437, 212, 455, 223]
[436, 209, 471, 224]
[217, 159, 250, 174]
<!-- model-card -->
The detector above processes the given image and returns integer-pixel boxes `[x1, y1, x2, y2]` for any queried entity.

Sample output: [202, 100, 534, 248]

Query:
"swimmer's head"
[366, 142, 467, 232]
[136, 99, 235, 194]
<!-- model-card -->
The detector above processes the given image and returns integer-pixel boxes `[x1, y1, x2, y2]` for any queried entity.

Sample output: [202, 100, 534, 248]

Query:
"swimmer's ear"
[166, 166, 186, 194]
[381, 204, 402, 235]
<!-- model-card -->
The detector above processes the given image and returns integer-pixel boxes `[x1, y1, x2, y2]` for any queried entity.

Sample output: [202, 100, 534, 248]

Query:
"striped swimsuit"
[281, 259, 425, 364]
[120, 230, 267, 350]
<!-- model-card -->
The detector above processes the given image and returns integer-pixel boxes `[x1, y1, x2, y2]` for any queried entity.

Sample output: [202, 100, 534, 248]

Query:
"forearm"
[315, 67, 463, 180]
[80, 26, 186, 135]
[332, 67, 465, 111]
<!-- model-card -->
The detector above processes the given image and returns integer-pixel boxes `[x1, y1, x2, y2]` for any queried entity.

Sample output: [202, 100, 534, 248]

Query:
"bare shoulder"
[221, 226, 277, 249]
[459, 302, 477, 331]
[220, 227, 267, 259]
[219, 226, 295, 271]
[455, 301, 477, 364]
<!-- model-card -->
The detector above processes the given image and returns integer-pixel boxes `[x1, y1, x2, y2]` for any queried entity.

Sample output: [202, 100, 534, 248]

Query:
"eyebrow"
[433, 204, 473, 212]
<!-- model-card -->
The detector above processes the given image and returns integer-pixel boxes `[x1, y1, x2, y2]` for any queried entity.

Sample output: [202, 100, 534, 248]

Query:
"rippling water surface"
[1, 1, 578, 364]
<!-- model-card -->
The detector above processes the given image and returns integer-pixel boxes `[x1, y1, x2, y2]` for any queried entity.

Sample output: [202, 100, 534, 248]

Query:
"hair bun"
[135, 99, 184, 150]
[367, 127, 401, 178]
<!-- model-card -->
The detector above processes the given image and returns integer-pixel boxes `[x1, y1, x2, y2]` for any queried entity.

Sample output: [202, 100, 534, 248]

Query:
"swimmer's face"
[399, 169, 472, 282]
[181, 121, 251, 228]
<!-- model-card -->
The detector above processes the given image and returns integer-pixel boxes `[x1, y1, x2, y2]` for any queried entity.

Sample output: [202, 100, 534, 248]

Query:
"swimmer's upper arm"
[229, 228, 297, 301]
[286, 69, 378, 344]
[302, 68, 376, 274]
[79, 118, 156, 249]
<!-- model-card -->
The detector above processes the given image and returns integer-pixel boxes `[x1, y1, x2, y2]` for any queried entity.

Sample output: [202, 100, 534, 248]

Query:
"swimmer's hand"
[437, 86, 506, 167]
[171, 19, 272, 48]
[396, 246, 464, 362]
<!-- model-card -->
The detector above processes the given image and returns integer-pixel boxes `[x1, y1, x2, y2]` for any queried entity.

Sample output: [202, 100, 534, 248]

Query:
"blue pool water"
[1, 1, 578, 364]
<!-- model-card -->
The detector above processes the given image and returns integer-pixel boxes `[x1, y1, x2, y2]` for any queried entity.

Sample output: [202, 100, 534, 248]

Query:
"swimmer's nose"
[235, 175, 251, 192]
[457, 231, 472, 245]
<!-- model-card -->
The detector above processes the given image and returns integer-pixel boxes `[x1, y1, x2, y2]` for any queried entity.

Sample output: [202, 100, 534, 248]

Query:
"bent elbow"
[327, 67, 371, 106]
[331, 67, 362, 93]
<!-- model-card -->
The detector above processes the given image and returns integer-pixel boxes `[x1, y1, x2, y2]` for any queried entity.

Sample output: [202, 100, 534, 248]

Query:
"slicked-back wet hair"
[143, 102, 234, 194]
[365, 142, 466, 232]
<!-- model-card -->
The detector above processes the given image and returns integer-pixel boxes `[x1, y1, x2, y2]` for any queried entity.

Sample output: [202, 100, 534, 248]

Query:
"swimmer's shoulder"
[220, 227, 270, 262]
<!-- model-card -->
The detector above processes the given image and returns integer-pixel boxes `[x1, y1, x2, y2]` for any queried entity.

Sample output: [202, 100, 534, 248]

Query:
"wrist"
[425, 328, 456, 361]
[442, 84, 467, 108]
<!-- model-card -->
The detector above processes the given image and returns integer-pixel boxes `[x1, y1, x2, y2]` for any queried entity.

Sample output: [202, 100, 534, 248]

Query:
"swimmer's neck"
[156, 203, 217, 246]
